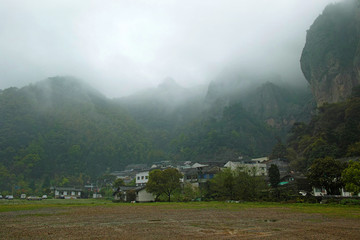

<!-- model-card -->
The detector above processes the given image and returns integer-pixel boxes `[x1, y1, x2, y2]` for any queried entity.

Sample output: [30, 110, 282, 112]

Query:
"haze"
[0, 0, 336, 97]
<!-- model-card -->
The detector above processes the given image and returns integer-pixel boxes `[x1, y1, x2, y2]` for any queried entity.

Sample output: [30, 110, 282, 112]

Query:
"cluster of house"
[50, 157, 360, 201]
[112, 157, 292, 202]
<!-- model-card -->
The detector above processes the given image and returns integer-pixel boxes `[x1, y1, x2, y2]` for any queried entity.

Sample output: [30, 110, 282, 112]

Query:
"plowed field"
[1, 200, 359, 239]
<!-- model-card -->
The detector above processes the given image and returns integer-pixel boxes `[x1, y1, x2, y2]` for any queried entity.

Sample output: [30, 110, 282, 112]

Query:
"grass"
[0, 198, 115, 212]
[1, 199, 359, 219]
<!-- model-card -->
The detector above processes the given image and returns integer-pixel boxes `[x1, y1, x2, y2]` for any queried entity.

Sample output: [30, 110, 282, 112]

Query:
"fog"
[0, 0, 336, 97]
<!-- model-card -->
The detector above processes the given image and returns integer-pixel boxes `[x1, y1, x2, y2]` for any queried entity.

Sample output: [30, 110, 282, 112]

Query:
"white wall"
[136, 189, 155, 202]
[136, 171, 149, 186]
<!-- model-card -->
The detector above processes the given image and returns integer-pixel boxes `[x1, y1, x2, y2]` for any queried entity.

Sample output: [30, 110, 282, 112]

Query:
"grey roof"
[50, 186, 83, 191]
[116, 186, 146, 193]
[182, 166, 220, 175]
[124, 164, 148, 171]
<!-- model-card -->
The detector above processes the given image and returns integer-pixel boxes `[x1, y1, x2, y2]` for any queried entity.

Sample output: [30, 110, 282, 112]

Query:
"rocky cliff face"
[205, 72, 314, 133]
[300, 0, 360, 106]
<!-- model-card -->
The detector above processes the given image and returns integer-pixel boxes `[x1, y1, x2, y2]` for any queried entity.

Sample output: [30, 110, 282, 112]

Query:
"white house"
[313, 187, 360, 197]
[136, 171, 149, 186]
[51, 187, 82, 199]
[114, 186, 155, 202]
[224, 161, 267, 176]
[136, 187, 155, 202]
[313, 187, 327, 196]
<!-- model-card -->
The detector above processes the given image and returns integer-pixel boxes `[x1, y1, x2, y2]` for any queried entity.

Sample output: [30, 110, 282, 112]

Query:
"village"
[45, 156, 359, 203]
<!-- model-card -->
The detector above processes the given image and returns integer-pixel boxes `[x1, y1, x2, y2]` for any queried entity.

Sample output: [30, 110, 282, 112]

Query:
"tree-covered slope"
[0, 77, 150, 191]
[285, 88, 360, 172]
[170, 102, 276, 162]
[168, 81, 313, 162]
[204, 72, 314, 137]
[119, 72, 314, 162]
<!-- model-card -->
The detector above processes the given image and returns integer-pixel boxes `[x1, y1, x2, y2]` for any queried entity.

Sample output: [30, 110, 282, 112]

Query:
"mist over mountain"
[3, 75, 309, 191]
[2, 0, 357, 194]
[0, 77, 152, 191]
[282, 0, 360, 172]
[117, 67, 315, 162]
[0, 0, 335, 97]
[204, 69, 315, 130]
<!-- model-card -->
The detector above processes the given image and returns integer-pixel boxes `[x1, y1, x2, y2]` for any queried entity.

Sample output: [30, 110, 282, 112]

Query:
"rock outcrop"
[300, 0, 360, 106]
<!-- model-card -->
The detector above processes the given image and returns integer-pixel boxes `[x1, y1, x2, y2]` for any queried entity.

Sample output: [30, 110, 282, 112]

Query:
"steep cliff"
[300, 0, 360, 106]
[205, 72, 314, 133]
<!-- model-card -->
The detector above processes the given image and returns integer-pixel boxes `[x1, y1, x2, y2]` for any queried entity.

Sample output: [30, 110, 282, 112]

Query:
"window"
[145, 176, 148, 179]
[141, 176, 144, 180]
[137, 177, 140, 180]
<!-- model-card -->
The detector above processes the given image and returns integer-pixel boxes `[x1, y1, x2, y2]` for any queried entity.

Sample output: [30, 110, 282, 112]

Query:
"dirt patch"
[0, 204, 359, 239]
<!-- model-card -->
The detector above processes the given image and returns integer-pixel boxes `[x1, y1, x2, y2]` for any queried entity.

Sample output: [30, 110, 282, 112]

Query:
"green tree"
[210, 167, 267, 201]
[346, 142, 360, 157]
[145, 169, 163, 201]
[161, 168, 183, 202]
[210, 168, 235, 200]
[269, 139, 287, 160]
[113, 178, 125, 188]
[146, 168, 183, 202]
[268, 164, 280, 188]
[182, 183, 200, 202]
[342, 161, 360, 195]
[307, 157, 345, 195]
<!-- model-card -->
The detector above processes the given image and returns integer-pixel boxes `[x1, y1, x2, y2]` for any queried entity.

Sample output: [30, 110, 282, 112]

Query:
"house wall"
[224, 161, 267, 176]
[136, 171, 149, 186]
[136, 189, 155, 202]
[54, 189, 81, 198]
[313, 187, 327, 196]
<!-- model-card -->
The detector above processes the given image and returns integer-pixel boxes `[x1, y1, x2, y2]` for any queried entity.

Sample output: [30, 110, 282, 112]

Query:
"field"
[1, 199, 360, 239]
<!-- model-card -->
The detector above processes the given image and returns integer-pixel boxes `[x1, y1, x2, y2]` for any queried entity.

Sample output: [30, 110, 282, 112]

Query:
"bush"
[339, 198, 360, 205]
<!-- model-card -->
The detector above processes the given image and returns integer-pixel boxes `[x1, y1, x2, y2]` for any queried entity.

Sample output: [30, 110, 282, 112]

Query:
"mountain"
[280, 0, 360, 172]
[300, 0, 360, 106]
[0, 77, 151, 191]
[204, 71, 315, 134]
[118, 77, 207, 130]
[120, 72, 315, 162]
[118, 78, 207, 155]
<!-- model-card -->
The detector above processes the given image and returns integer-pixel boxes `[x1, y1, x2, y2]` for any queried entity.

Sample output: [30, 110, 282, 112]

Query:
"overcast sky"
[0, 0, 336, 97]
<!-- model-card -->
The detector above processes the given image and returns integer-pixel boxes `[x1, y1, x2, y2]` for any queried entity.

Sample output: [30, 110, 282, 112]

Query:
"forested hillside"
[0, 77, 151, 192]
[0, 72, 316, 193]
[119, 73, 315, 162]
[281, 0, 360, 172]
[285, 88, 360, 172]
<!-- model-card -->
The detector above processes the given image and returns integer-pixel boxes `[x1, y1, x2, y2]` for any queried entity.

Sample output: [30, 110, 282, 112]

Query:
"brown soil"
[0, 204, 359, 239]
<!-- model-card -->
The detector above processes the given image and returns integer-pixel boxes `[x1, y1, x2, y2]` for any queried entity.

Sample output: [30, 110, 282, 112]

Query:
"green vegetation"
[0, 77, 151, 193]
[0, 198, 115, 212]
[307, 157, 346, 195]
[113, 178, 125, 189]
[170, 102, 276, 161]
[342, 160, 360, 194]
[0, 76, 314, 194]
[146, 168, 183, 202]
[285, 94, 360, 172]
[208, 167, 267, 201]
[119, 77, 313, 164]
[268, 164, 280, 188]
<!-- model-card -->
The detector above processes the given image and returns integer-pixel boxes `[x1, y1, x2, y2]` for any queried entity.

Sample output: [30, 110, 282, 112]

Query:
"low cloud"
[0, 0, 336, 97]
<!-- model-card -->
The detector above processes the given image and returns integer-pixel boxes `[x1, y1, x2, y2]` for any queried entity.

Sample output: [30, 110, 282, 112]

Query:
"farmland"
[0, 200, 359, 239]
